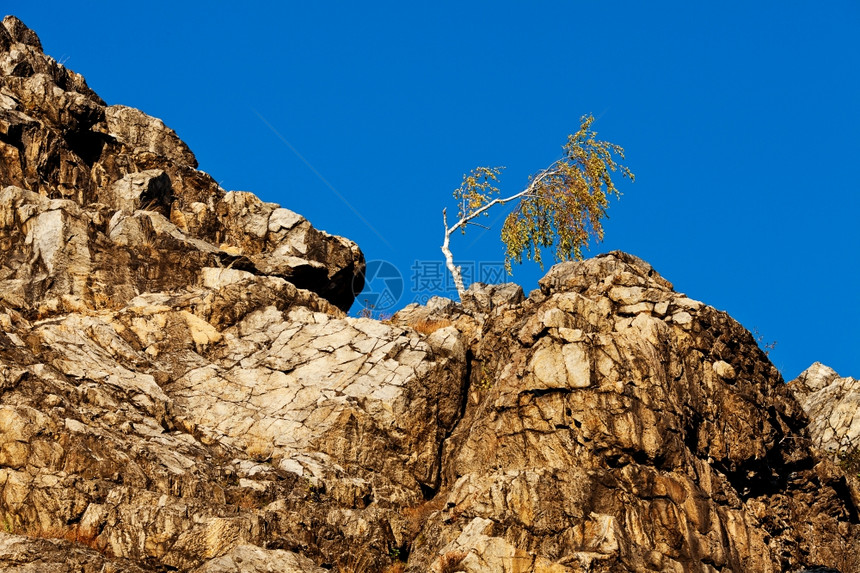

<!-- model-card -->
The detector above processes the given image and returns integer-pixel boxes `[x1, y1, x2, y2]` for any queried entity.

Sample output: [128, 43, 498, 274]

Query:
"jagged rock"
[463, 282, 525, 314]
[191, 545, 326, 573]
[790, 363, 860, 454]
[106, 169, 173, 214]
[0, 15, 363, 312]
[0, 533, 150, 572]
[404, 252, 859, 573]
[0, 269, 465, 570]
[1, 14, 858, 573]
[105, 105, 198, 168]
[213, 191, 364, 310]
[1, 16, 42, 51]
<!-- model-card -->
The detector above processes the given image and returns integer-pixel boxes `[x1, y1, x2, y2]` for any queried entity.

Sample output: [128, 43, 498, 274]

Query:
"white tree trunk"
[440, 166, 555, 301]
[441, 208, 466, 300]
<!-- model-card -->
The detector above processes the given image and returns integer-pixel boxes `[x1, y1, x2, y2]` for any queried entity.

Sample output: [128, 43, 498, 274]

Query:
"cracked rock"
[0, 14, 857, 573]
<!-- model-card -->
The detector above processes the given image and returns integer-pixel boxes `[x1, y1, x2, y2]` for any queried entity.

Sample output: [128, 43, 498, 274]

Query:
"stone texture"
[404, 252, 859, 573]
[0, 14, 858, 573]
[191, 545, 327, 573]
[0, 533, 150, 572]
[0, 270, 466, 571]
[463, 281, 525, 314]
[0, 15, 363, 312]
[790, 363, 860, 454]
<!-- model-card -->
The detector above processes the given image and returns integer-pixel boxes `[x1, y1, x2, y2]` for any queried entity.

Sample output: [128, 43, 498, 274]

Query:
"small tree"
[441, 114, 633, 300]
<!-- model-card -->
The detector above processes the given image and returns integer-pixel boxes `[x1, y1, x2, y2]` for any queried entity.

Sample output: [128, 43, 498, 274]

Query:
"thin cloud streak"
[251, 108, 394, 250]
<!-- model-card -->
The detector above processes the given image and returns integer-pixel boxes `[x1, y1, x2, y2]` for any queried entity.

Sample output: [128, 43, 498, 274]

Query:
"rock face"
[397, 253, 859, 573]
[0, 15, 858, 573]
[0, 15, 363, 313]
[789, 363, 860, 455]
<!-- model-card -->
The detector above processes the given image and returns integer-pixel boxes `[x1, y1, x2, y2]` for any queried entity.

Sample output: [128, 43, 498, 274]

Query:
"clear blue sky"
[6, 2, 858, 380]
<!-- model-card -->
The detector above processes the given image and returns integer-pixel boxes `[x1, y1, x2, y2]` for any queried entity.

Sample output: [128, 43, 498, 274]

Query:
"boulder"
[790, 362, 860, 454]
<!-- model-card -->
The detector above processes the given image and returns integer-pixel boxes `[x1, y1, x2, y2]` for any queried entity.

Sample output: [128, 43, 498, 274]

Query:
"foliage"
[501, 115, 633, 271]
[478, 362, 494, 391]
[442, 114, 633, 299]
[453, 166, 504, 226]
[357, 301, 394, 322]
[752, 327, 778, 357]
[357, 301, 376, 319]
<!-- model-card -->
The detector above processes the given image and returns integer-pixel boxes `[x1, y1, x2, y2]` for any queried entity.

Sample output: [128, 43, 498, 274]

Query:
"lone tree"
[441, 114, 634, 300]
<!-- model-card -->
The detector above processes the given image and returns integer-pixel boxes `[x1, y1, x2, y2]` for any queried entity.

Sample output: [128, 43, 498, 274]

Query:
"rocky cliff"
[789, 364, 860, 458]
[0, 15, 363, 314]
[0, 15, 857, 573]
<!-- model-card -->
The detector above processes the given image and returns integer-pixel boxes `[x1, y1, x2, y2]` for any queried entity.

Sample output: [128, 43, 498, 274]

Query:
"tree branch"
[441, 162, 561, 300]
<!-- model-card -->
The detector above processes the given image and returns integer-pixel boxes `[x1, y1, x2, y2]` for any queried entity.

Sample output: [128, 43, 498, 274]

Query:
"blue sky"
[6, 2, 858, 380]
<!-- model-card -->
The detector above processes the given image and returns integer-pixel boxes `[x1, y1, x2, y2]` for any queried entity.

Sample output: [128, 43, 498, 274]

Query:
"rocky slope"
[0, 15, 363, 313]
[392, 255, 860, 573]
[789, 364, 860, 457]
[0, 15, 858, 573]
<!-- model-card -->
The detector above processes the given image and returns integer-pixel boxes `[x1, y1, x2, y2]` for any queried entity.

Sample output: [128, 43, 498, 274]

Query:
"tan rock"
[405, 252, 859, 573]
[0, 14, 857, 573]
[790, 362, 860, 453]
[713, 360, 737, 380]
[192, 544, 327, 573]
[0, 21, 363, 314]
